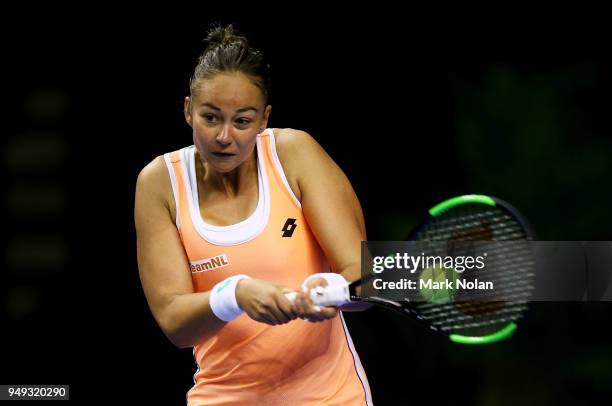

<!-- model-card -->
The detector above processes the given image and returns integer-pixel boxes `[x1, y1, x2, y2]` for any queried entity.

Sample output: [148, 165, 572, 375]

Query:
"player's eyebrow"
[200, 102, 258, 113]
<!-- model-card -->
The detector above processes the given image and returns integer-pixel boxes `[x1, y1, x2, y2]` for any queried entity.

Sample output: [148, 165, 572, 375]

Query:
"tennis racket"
[288, 194, 537, 344]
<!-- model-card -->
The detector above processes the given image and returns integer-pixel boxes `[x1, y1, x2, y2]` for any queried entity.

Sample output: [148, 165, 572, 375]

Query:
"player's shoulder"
[272, 128, 320, 201]
[272, 128, 323, 162]
[135, 154, 175, 209]
[273, 127, 315, 149]
[137, 155, 167, 188]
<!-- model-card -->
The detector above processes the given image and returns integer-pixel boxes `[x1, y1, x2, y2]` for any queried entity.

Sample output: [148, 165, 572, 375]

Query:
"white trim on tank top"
[267, 128, 302, 208]
[163, 153, 181, 229]
[339, 312, 373, 405]
[180, 137, 271, 246]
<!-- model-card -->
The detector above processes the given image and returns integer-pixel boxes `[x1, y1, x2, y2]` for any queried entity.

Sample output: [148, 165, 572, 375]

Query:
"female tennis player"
[135, 24, 372, 405]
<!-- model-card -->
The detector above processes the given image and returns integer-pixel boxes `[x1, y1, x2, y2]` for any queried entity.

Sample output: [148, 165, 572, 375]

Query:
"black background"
[2, 6, 612, 405]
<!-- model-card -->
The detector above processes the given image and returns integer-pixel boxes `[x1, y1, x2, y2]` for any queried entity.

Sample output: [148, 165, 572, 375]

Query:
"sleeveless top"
[163, 129, 372, 405]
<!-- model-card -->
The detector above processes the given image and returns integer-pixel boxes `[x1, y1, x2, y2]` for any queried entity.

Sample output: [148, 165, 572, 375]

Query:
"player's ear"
[184, 96, 193, 127]
[261, 104, 272, 129]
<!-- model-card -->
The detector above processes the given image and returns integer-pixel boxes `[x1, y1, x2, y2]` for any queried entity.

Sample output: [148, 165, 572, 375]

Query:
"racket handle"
[284, 284, 350, 307]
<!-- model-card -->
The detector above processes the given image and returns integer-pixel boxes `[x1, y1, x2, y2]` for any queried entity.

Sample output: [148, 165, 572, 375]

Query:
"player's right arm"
[135, 157, 296, 348]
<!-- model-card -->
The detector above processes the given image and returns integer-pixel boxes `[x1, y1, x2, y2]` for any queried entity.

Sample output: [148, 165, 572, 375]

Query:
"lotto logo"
[282, 218, 297, 237]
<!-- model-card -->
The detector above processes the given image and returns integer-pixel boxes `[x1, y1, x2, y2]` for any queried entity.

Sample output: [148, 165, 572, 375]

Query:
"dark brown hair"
[190, 24, 271, 104]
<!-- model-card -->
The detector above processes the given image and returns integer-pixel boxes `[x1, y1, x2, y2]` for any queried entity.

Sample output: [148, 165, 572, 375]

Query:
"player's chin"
[208, 160, 238, 173]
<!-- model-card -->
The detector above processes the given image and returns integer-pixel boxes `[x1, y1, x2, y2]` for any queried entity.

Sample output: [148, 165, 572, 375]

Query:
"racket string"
[407, 204, 535, 336]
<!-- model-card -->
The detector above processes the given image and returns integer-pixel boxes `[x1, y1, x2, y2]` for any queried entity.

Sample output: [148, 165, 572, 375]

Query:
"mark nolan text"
[373, 278, 494, 290]
[421, 278, 493, 290]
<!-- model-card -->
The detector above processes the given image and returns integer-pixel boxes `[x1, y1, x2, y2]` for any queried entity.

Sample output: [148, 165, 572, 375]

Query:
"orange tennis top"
[163, 129, 372, 405]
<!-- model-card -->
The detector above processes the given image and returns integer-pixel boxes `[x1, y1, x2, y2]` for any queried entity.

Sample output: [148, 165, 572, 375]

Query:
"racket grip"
[284, 284, 350, 307]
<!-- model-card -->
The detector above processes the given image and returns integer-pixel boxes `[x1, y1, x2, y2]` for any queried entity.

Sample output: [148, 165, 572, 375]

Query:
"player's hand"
[235, 279, 298, 325]
[294, 277, 339, 322]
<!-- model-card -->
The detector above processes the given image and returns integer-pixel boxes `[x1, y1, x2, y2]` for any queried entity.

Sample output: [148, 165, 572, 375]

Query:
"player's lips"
[211, 152, 236, 158]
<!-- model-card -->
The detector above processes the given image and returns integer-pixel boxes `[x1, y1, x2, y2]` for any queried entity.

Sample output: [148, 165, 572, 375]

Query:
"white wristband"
[209, 275, 251, 322]
[302, 272, 347, 289]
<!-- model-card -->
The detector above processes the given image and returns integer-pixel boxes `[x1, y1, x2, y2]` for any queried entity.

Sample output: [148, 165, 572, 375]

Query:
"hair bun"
[205, 24, 248, 50]
[191, 23, 271, 103]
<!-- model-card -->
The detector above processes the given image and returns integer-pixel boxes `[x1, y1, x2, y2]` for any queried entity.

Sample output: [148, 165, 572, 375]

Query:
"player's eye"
[203, 114, 218, 123]
[236, 118, 252, 126]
